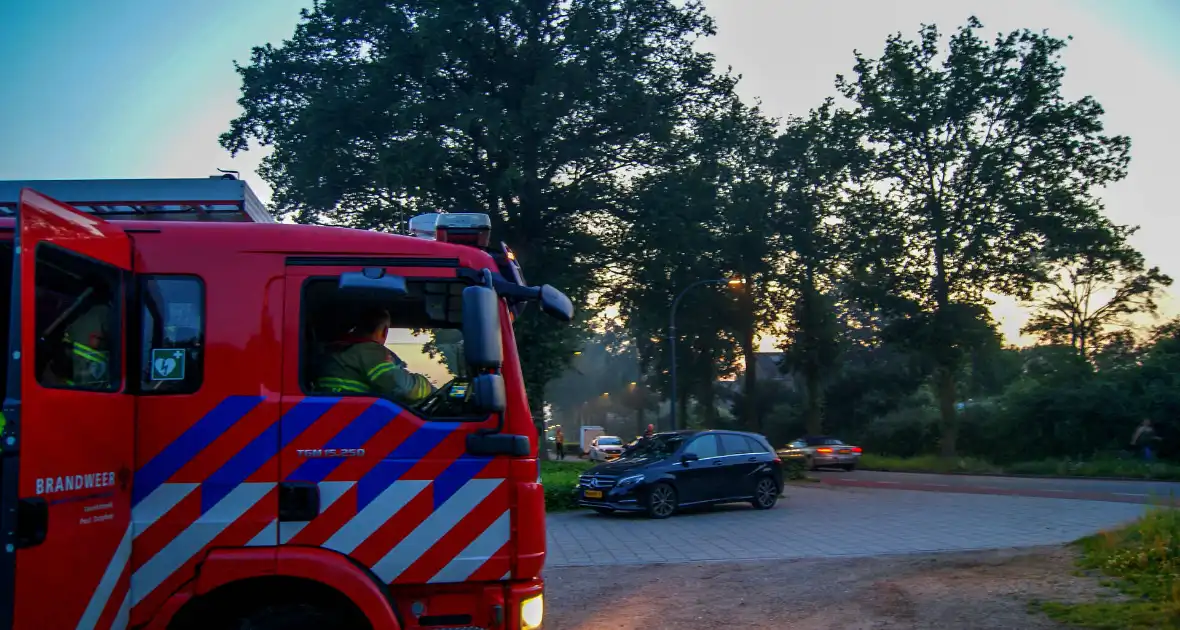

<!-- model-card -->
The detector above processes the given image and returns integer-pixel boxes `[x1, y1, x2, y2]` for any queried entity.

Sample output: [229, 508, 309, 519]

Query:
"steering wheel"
[414, 378, 473, 417]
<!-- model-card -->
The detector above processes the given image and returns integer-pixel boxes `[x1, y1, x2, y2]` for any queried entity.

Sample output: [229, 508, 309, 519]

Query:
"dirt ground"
[544, 546, 1120, 629]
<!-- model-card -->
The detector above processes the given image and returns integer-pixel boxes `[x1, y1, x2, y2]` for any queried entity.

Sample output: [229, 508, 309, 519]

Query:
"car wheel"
[751, 477, 779, 510]
[646, 483, 677, 519]
[806, 456, 817, 471]
[593, 507, 615, 515]
[843, 464, 856, 472]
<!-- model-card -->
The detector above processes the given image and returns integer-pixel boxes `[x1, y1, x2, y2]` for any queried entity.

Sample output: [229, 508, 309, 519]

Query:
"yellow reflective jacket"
[314, 339, 433, 405]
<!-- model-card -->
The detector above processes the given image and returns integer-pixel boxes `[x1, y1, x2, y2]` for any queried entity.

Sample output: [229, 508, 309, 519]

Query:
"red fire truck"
[0, 176, 570, 630]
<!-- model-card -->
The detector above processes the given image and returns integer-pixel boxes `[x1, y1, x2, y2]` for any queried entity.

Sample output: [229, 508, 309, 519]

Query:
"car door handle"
[746, 457, 757, 462]
[712, 460, 724, 466]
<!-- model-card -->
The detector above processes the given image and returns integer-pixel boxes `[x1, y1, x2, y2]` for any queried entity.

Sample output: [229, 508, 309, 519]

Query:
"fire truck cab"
[0, 177, 568, 630]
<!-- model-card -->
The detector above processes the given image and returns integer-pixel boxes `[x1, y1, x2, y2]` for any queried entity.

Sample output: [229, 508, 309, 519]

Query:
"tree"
[220, 0, 729, 426]
[1022, 226, 1172, 360]
[612, 95, 774, 430]
[837, 17, 1132, 457]
[772, 102, 865, 434]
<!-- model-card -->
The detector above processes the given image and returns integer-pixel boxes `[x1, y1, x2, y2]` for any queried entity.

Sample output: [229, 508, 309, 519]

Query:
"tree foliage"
[1023, 225, 1173, 359]
[221, 0, 730, 418]
[836, 17, 1132, 456]
[772, 102, 866, 434]
[220, 5, 1178, 465]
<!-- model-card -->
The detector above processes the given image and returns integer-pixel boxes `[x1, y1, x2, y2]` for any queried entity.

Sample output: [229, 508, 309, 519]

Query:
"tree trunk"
[531, 393, 548, 459]
[804, 368, 823, 435]
[740, 328, 759, 433]
[636, 405, 646, 440]
[935, 366, 958, 458]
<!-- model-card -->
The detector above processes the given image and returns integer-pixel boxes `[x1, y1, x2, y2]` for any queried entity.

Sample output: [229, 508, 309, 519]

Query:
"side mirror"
[680, 452, 699, 466]
[461, 285, 503, 369]
[338, 268, 407, 299]
[470, 373, 506, 413]
[538, 285, 574, 322]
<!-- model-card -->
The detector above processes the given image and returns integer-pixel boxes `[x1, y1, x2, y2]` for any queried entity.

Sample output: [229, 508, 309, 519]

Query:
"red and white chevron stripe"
[128, 477, 511, 620]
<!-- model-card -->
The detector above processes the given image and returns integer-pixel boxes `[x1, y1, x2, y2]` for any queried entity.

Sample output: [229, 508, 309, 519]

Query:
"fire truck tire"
[232, 603, 360, 630]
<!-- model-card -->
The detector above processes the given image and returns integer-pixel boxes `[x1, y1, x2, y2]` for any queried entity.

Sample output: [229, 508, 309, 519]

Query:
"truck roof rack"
[0, 176, 275, 223]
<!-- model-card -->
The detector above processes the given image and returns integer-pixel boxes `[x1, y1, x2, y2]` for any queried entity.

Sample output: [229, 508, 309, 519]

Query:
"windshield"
[598, 437, 622, 446]
[621, 434, 684, 459]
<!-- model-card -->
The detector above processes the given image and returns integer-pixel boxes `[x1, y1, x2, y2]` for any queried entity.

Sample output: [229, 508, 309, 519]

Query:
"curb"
[856, 467, 1180, 484]
[819, 477, 1180, 505]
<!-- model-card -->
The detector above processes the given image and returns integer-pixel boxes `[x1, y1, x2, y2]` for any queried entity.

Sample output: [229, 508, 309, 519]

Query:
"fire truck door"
[2, 190, 135, 630]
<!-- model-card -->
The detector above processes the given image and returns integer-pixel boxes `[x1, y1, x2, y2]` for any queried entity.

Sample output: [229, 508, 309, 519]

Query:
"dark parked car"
[576, 430, 783, 519]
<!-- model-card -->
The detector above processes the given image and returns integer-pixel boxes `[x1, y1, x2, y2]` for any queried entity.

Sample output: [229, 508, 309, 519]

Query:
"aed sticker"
[150, 348, 186, 381]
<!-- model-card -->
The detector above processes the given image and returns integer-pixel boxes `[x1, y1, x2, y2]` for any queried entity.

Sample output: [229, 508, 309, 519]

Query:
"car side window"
[684, 435, 720, 459]
[789, 440, 806, 449]
[34, 244, 122, 392]
[744, 436, 769, 453]
[719, 434, 751, 455]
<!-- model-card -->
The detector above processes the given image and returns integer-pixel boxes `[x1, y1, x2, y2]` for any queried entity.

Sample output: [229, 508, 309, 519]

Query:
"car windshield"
[621, 434, 685, 459]
[598, 437, 622, 446]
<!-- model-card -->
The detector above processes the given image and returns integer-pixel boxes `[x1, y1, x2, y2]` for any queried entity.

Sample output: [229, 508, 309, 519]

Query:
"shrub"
[783, 457, 808, 480]
[1041, 508, 1180, 627]
[541, 460, 591, 512]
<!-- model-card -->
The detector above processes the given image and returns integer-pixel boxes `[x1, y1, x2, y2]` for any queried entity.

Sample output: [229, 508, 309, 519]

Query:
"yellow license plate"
[838, 449, 851, 454]
[584, 490, 603, 499]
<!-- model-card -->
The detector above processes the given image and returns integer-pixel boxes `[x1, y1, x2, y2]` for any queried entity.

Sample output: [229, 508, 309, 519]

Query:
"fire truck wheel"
[233, 603, 359, 630]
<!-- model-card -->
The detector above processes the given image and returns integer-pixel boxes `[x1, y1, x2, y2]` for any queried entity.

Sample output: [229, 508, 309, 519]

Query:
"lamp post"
[668, 277, 744, 431]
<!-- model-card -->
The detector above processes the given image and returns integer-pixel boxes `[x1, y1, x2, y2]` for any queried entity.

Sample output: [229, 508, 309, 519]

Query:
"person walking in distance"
[1131, 419, 1160, 461]
[555, 427, 565, 460]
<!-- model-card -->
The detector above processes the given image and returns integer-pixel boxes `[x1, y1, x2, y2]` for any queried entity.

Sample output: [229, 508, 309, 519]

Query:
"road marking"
[1115, 492, 1149, 497]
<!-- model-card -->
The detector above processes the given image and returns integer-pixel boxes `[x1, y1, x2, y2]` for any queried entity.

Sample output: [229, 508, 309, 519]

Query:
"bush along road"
[858, 454, 1180, 481]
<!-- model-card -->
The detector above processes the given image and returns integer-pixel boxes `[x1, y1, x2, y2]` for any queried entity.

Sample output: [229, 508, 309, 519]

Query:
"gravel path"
[544, 546, 1117, 629]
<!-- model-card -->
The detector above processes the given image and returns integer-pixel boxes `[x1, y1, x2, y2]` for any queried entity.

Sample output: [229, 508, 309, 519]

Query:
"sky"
[1, 0, 1177, 348]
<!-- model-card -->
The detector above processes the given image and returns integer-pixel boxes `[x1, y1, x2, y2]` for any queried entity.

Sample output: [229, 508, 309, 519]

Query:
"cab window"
[300, 277, 480, 419]
[34, 244, 121, 391]
[684, 434, 720, 459]
[138, 276, 204, 394]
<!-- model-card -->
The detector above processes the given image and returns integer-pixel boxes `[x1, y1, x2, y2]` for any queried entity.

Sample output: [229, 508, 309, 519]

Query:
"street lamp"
[668, 277, 744, 431]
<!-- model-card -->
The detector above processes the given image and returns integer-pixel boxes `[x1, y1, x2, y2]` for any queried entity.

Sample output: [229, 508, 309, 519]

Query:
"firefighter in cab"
[65, 300, 112, 387]
[44, 286, 113, 388]
[315, 306, 434, 404]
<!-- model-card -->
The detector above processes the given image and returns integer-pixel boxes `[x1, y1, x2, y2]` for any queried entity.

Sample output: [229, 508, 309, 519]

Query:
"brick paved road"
[545, 484, 1150, 567]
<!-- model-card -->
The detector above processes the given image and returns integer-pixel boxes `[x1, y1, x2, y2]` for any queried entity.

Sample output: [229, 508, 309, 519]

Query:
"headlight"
[617, 474, 644, 487]
[521, 593, 544, 629]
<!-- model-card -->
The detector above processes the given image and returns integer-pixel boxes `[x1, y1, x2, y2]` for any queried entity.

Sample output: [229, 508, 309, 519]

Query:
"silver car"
[777, 436, 862, 471]
[588, 435, 625, 462]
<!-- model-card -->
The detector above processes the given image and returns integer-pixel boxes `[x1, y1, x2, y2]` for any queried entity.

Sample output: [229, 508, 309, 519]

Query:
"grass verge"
[1039, 508, 1180, 628]
[541, 459, 592, 512]
[860, 454, 1180, 480]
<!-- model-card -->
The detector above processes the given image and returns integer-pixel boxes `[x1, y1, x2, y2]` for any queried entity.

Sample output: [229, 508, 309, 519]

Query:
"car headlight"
[617, 474, 644, 488]
[521, 593, 544, 629]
